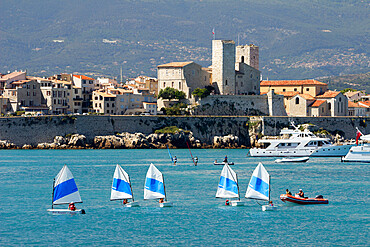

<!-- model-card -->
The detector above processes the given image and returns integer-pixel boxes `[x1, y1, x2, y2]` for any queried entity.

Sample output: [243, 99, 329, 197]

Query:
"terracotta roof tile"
[310, 100, 326, 107]
[359, 101, 370, 107]
[73, 75, 95, 81]
[299, 93, 316, 100]
[260, 79, 327, 86]
[316, 90, 340, 98]
[275, 91, 299, 97]
[157, 61, 193, 68]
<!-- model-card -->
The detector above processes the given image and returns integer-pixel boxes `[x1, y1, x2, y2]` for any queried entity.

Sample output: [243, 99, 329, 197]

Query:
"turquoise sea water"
[0, 149, 369, 246]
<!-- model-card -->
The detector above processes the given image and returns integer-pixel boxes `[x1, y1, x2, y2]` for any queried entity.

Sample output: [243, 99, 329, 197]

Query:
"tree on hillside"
[158, 87, 186, 100]
[340, 88, 356, 94]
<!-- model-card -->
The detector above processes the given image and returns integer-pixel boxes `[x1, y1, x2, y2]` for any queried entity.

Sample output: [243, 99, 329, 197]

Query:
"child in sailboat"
[225, 199, 230, 206]
[123, 199, 128, 205]
[174, 156, 177, 165]
[69, 202, 76, 211]
[194, 156, 198, 166]
[159, 198, 164, 203]
[269, 201, 274, 206]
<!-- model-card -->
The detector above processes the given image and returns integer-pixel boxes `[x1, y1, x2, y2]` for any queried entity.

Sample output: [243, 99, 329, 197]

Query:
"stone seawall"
[0, 116, 251, 146]
[260, 116, 370, 139]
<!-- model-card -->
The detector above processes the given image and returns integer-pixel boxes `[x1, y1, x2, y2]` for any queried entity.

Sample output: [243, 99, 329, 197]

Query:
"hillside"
[0, 0, 368, 80]
[319, 72, 370, 93]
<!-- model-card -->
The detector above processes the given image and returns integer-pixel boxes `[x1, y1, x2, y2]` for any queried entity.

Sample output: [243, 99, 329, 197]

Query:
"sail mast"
[186, 142, 196, 166]
[268, 175, 271, 202]
[236, 173, 240, 200]
[51, 178, 55, 209]
[163, 174, 167, 201]
[128, 174, 135, 202]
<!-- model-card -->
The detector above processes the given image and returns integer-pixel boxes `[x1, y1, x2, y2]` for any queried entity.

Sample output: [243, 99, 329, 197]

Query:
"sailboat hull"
[230, 200, 245, 206]
[262, 205, 277, 211]
[125, 201, 140, 207]
[159, 201, 173, 207]
[47, 209, 86, 214]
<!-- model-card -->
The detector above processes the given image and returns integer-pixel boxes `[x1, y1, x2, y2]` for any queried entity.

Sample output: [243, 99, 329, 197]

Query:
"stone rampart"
[0, 115, 251, 146]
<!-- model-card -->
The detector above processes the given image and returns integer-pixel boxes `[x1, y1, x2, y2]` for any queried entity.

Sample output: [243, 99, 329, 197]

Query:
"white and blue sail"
[144, 163, 166, 200]
[167, 146, 174, 164]
[216, 164, 239, 199]
[245, 162, 269, 201]
[52, 165, 82, 205]
[111, 165, 133, 201]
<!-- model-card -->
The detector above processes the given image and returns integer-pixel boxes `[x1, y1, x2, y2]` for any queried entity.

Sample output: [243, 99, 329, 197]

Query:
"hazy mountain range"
[0, 0, 369, 84]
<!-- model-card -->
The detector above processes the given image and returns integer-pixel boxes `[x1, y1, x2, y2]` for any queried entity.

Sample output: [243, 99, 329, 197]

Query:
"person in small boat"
[286, 189, 292, 195]
[297, 189, 304, 198]
[269, 201, 274, 206]
[223, 155, 228, 163]
[159, 198, 164, 203]
[68, 202, 76, 211]
[194, 156, 198, 166]
[123, 199, 128, 205]
[173, 156, 177, 165]
[225, 199, 230, 206]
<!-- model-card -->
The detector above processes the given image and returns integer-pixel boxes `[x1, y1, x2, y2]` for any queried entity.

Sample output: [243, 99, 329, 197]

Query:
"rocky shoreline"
[0, 131, 245, 150]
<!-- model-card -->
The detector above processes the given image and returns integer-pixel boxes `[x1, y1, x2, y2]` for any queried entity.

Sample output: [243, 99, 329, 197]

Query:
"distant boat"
[275, 157, 309, 163]
[245, 163, 277, 211]
[144, 163, 173, 207]
[216, 163, 244, 206]
[47, 165, 85, 214]
[167, 146, 176, 165]
[280, 194, 329, 205]
[110, 165, 139, 207]
[214, 162, 234, 166]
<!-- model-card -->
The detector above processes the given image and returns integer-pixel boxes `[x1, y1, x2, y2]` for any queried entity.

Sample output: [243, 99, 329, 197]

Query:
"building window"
[283, 89, 286, 92]
[250, 74, 253, 78]
[172, 82, 174, 87]
[306, 88, 309, 91]
[225, 80, 228, 86]
[294, 88, 297, 91]
[295, 97, 299, 104]
[33, 92, 36, 96]
[163, 82, 166, 87]
[328, 102, 331, 110]
[241, 56, 244, 63]
[107, 103, 110, 107]
[179, 82, 181, 89]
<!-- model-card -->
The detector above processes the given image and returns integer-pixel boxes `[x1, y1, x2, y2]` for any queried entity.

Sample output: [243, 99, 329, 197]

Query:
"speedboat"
[280, 194, 329, 205]
[275, 157, 309, 163]
[249, 123, 353, 157]
[342, 132, 370, 162]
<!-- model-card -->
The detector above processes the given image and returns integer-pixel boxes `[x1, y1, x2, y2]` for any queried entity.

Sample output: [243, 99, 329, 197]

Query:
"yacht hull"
[342, 145, 370, 162]
[249, 144, 353, 157]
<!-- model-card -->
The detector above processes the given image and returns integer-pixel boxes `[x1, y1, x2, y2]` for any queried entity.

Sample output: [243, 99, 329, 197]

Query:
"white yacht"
[249, 124, 354, 157]
[342, 133, 370, 162]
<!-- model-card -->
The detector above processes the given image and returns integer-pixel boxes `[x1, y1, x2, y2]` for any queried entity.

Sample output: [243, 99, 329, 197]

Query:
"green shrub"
[155, 126, 189, 134]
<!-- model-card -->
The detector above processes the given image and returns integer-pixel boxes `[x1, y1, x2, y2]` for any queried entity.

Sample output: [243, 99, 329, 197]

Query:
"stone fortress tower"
[212, 40, 260, 95]
[212, 40, 236, 95]
[235, 44, 259, 70]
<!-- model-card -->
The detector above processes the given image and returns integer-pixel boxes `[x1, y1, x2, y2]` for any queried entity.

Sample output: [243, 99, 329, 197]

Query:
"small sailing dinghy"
[214, 162, 234, 166]
[47, 165, 85, 214]
[111, 165, 139, 207]
[144, 163, 173, 207]
[275, 157, 309, 163]
[245, 163, 277, 211]
[216, 163, 244, 206]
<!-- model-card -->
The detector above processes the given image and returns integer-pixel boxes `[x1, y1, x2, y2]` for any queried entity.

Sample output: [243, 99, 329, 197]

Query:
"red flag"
[356, 129, 363, 145]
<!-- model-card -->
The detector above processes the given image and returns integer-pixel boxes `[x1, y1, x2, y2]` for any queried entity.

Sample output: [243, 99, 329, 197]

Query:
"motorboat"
[280, 194, 329, 205]
[342, 130, 370, 162]
[275, 157, 309, 163]
[249, 123, 353, 157]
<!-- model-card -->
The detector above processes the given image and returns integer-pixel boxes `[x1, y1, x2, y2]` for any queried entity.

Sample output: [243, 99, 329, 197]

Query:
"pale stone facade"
[235, 44, 259, 70]
[73, 75, 96, 113]
[212, 40, 236, 95]
[260, 80, 328, 97]
[157, 62, 211, 99]
[3, 80, 47, 113]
